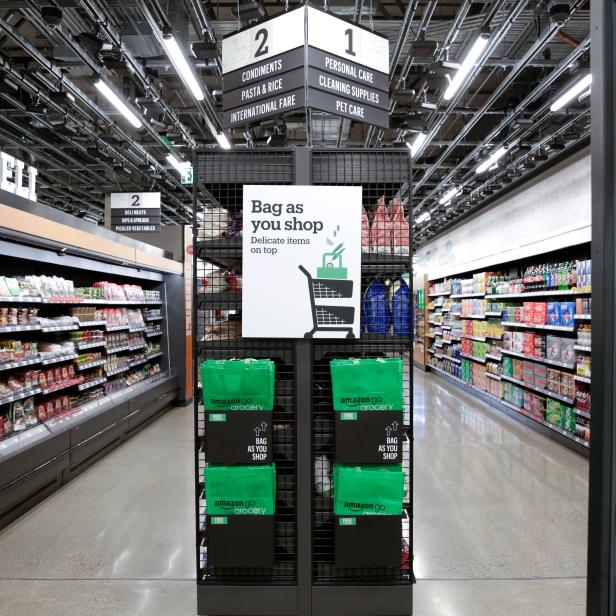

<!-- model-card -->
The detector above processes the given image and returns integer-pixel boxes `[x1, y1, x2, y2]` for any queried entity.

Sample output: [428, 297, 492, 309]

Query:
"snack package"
[389, 198, 410, 256]
[370, 198, 392, 255]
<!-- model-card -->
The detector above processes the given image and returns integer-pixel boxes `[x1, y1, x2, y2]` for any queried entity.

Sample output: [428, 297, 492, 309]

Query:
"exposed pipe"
[557, 29, 580, 46]
[0, 14, 193, 221]
[72, 0, 197, 147]
[413, 25, 590, 212]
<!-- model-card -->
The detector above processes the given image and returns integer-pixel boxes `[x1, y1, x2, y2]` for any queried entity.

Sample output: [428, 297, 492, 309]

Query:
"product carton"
[502, 356, 513, 377]
[546, 336, 561, 362]
[512, 332, 524, 353]
[546, 399, 562, 426]
[559, 338, 575, 366]
[560, 302, 576, 328]
[513, 359, 524, 381]
[502, 331, 513, 351]
[561, 373, 575, 400]
[534, 302, 547, 325]
[523, 302, 535, 325]
[560, 405, 576, 433]
[547, 302, 561, 326]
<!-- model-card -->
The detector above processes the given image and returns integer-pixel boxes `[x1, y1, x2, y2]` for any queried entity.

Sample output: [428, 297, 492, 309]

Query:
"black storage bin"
[205, 410, 272, 464]
[335, 410, 403, 464]
[207, 515, 275, 567]
[334, 515, 401, 567]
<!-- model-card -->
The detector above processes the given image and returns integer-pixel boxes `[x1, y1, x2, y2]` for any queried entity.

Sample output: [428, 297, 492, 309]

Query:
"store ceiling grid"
[0, 0, 590, 240]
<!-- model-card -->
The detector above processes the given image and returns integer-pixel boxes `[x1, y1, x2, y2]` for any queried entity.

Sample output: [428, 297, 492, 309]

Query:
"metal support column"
[295, 146, 313, 616]
[587, 1, 616, 613]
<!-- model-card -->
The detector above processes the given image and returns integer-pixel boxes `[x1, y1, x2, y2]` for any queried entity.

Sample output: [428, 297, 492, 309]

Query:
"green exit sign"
[181, 167, 193, 185]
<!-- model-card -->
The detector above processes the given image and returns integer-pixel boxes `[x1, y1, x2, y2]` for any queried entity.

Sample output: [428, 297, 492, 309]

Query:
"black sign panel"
[307, 68, 388, 111]
[223, 67, 305, 111]
[307, 46, 389, 92]
[223, 47, 305, 91]
[307, 88, 389, 128]
[223, 88, 306, 128]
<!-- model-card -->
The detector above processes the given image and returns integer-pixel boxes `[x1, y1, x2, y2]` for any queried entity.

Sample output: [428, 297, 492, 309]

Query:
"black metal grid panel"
[194, 150, 297, 584]
[311, 150, 413, 585]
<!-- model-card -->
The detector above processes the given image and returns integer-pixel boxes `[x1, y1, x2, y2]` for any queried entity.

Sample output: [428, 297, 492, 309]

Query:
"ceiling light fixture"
[550, 73, 592, 111]
[94, 78, 142, 128]
[416, 211, 431, 224]
[475, 145, 509, 174]
[443, 32, 490, 101]
[407, 132, 428, 157]
[166, 152, 191, 173]
[215, 132, 232, 149]
[439, 186, 462, 205]
[162, 30, 205, 101]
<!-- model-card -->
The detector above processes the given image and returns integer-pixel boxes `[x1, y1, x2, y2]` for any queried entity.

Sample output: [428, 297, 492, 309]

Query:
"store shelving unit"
[413, 275, 428, 369]
[424, 248, 591, 457]
[0, 188, 185, 529]
[193, 149, 413, 616]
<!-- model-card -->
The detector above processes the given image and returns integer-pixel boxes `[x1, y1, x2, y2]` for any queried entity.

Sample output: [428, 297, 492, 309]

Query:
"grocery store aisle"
[413, 368, 588, 616]
[0, 405, 197, 616]
[0, 374, 588, 616]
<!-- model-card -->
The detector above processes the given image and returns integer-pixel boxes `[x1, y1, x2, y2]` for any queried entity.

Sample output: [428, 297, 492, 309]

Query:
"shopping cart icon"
[299, 265, 355, 339]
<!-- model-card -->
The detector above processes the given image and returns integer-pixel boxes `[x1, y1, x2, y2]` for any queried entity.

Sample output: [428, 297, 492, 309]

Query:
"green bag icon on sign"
[330, 358, 404, 411]
[204, 464, 276, 516]
[333, 464, 405, 516]
[200, 359, 275, 411]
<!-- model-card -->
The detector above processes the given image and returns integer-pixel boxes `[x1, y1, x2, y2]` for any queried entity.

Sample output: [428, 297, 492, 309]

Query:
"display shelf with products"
[0, 189, 184, 531]
[194, 150, 412, 616]
[426, 246, 591, 457]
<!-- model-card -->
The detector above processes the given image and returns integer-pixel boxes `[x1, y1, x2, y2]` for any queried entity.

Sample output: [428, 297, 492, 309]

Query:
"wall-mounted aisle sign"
[242, 185, 362, 339]
[222, 6, 389, 129]
[109, 192, 161, 233]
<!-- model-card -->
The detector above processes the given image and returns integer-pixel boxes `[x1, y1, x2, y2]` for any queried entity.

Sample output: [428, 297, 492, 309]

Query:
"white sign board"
[109, 192, 161, 210]
[242, 185, 362, 339]
[222, 7, 305, 74]
[306, 6, 389, 74]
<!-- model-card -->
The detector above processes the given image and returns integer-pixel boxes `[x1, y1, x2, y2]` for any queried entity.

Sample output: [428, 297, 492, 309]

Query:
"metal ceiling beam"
[72, 0, 197, 147]
[413, 34, 591, 211]
[412, 2, 586, 198]
[0, 14, 193, 222]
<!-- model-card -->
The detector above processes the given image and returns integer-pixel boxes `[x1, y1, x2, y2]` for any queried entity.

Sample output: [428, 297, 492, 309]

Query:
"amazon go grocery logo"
[340, 395, 393, 410]
[214, 499, 266, 515]
[344, 501, 386, 514]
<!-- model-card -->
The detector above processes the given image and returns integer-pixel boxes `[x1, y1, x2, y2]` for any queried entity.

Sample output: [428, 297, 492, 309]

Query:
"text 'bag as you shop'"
[330, 357, 404, 411]
[200, 359, 275, 411]
[333, 464, 405, 516]
[205, 464, 276, 515]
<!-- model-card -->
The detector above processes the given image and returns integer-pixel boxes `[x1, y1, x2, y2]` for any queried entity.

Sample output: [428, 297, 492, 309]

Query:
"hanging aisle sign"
[109, 192, 161, 233]
[242, 185, 362, 339]
[221, 6, 389, 129]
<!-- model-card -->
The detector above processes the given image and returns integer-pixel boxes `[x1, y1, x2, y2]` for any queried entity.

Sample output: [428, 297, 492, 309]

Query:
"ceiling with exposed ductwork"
[0, 0, 590, 241]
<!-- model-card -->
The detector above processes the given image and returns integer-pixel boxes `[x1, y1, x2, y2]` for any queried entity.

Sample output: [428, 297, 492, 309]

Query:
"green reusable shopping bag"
[201, 359, 275, 410]
[333, 464, 405, 516]
[330, 358, 404, 411]
[205, 464, 276, 515]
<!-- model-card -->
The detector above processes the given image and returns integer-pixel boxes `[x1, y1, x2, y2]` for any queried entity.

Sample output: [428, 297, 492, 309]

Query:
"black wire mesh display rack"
[193, 148, 413, 616]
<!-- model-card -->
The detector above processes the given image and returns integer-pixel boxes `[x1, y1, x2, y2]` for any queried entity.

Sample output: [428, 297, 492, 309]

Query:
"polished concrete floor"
[0, 369, 588, 615]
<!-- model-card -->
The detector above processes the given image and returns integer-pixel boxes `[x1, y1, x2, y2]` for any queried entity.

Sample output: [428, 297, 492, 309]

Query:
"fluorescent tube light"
[407, 132, 428, 157]
[162, 32, 205, 101]
[216, 132, 232, 150]
[416, 211, 431, 224]
[475, 146, 508, 174]
[444, 33, 490, 101]
[166, 152, 191, 173]
[439, 186, 462, 205]
[550, 74, 592, 111]
[94, 79, 142, 129]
